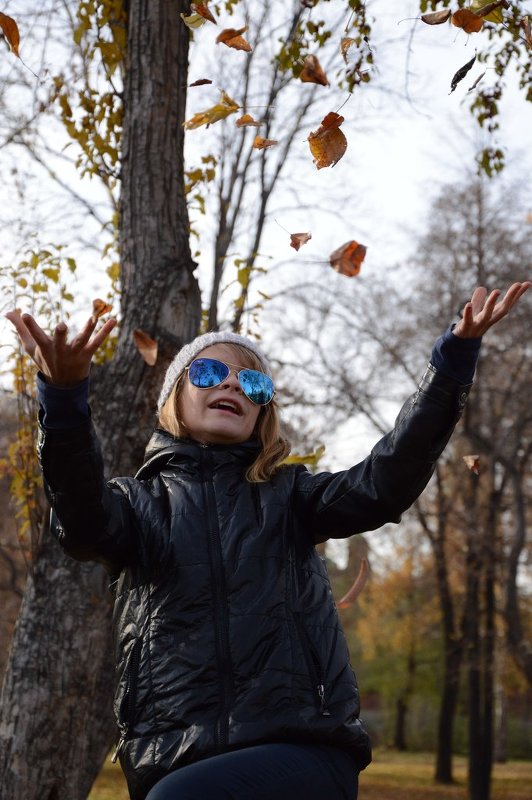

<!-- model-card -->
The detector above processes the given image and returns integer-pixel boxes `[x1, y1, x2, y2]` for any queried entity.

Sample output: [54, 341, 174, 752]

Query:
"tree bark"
[0, 2, 200, 798]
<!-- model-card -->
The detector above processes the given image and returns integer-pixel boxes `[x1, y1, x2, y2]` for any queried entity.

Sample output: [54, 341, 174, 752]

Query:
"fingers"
[5, 310, 37, 356]
[490, 281, 530, 324]
[470, 286, 487, 316]
[87, 318, 117, 353]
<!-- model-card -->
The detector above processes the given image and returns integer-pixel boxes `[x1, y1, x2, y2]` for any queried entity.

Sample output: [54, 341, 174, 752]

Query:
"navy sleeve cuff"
[430, 326, 481, 385]
[37, 372, 91, 429]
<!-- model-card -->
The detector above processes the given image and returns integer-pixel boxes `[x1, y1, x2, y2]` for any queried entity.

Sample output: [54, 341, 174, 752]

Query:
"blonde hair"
[157, 343, 291, 482]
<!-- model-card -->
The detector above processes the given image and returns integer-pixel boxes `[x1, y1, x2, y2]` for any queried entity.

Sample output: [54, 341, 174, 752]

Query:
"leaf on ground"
[236, 113, 262, 127]
[216, 26, 252, 52]
[452, 10, 484, 33]
[189, 78, 213, 87]
[191, 2, 217, 24]
[463, 454, 481, 475]
[471, 0, 509, 23]
[252, 136, 278, 149]
[0, 12, 20, 56]
[290, 232, 312, 251]
[183, 91, 239, 129]
[450, 52, 477, 93]
[329, 240, 366, 277]
[340, 37, 356, 64]
[421, 10, 452, 25]
[308, 112, 347, 170]
[337, 558, 370, 609]
[133, 329, 158, 366]
[300, 54, 329, 86]
[180, 12, 206, 30]
[91, 298, 112, 324]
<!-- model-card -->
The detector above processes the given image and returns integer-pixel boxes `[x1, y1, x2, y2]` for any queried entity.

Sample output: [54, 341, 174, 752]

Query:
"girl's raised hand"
[453, 282, 531, 339]
[5, 310, 117, 386]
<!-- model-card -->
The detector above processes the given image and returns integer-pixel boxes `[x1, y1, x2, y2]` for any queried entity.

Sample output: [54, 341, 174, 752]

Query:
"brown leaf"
[308, 112, 347, 170]
[463, 454, 481, 475]
[521, 16, 532, 46]
[421, 9, 452, 25]
[91, 298, 112, 324]
[473, 1, 509, 21]
[236, 113, 262, 127]
[299, 54, 329, 86]
[340, 37, 356, 64]
[0, 12, 20, 57]
[452, 9, 484, 33]
[290, 232, 312, 251]
[252, 135, 278, 150]
[191, 2, 217, 24]
[450, 52, 477, 93]
[189, 78, 213, 87]
[329, 240, 366, 277]
[216, 26, 252, 52]
[133, 329, 158, 366]
[337, 558, 370, 609]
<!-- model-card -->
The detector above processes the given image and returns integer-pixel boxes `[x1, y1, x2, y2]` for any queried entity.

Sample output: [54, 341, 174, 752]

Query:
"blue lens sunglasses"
[186, 358, 275, 406]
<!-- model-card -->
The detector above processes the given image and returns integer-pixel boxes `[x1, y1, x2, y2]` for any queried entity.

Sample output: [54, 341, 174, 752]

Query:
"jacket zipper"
[112, 637, 143, 762]
[293, 614, 331, 717]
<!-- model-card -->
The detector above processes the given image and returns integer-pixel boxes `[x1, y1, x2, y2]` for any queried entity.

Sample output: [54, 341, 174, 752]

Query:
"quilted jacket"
[38, 364, 471, 800]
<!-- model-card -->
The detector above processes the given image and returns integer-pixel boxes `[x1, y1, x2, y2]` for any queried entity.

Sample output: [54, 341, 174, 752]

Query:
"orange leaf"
[91, 298, 112, 324]
[253, 136, 278, 150]
[451, 9, 484, 33]
[0, 12, 20, 57]
[290, 232, 312, 251]
[191, 2, 217, 24]
[340, 37, 356, 64]
[216, 26, 252, 52]
[299, 54, 329, 86]
[329, 240, 366, 277]
[421, 10, 452, 25]
[189, 78, 213, 87]
[236, 113, 262, 127]
[133, 329, 158, 366]
[463, 454, 481, 475]
[308, 112, 347, 170]
[337, 558, 370, 609]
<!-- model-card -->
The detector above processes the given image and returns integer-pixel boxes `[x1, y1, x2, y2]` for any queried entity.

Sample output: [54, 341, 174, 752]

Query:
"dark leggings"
[145, 742, 359, 800]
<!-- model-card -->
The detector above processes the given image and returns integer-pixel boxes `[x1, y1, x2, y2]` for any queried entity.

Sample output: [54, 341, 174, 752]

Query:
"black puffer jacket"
[38, 365, 471, 800]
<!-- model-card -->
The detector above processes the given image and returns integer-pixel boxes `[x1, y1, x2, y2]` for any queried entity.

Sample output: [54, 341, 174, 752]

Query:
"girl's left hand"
[453, 282, 531, 339]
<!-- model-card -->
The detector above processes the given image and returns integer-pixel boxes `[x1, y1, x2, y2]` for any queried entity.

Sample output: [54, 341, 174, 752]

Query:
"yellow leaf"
[252, 136, 278, 150]
[283, 445, 325, 467]
[470, 0, 508, 24]
[180, 12, 206, 30]
[183, 91, 239, 130]
[236, 113, 262, 127]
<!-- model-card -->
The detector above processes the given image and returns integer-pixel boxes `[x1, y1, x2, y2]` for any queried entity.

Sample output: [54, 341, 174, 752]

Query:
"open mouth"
[209, 400, 242, 416]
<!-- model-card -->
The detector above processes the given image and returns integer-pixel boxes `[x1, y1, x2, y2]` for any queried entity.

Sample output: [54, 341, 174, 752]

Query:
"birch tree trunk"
[0, 2, 200, 798]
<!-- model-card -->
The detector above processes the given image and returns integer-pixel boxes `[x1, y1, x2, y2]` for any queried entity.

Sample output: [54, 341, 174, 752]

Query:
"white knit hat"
[157, 331, 272, 412]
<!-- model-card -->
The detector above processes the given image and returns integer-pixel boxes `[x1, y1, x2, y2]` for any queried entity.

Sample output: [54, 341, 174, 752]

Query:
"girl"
[6, 282, 529, 800]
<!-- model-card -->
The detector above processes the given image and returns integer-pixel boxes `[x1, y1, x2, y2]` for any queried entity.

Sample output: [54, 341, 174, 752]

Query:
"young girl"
[6, 282, 529, 800]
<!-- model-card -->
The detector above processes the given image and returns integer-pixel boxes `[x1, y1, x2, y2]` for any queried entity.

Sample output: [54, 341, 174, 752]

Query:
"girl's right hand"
[5, 310, 117, 386]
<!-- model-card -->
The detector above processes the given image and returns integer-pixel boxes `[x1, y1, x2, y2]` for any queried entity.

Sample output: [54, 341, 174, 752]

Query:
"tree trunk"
[0, 2, 200, 798]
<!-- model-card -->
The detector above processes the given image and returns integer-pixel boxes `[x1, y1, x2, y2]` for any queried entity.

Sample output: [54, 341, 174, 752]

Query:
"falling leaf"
[451, 10, 484, 34]
[180, 12, 206, 30]
[450, 52, 477, 93]
[471, 0, 509, 24]
[91, 298, 112, 324]
[337, 558, 370, 609]
[236, 113, 262, 127]
[0, 12, 20, 56]
[467, 71, 486, 92]
[191, 2, 217, 24]
[521, 16, 532, 46]
[421, 9, 452, 25]
[189, 78, 213, 87]
[216, 26, 252, 52]
[340, 37, 356, 64]
[283, 444, 325, 466]
[290, 232, 312, 251]
[183, 91, 239, 129]
[133, 329, 158, 366]
[252, 136, 278, 149]
[299, 54, 329, 86]
[329, 240, 366, 277]
[308, 112, 347, 170]
[463, 454, 481, 475]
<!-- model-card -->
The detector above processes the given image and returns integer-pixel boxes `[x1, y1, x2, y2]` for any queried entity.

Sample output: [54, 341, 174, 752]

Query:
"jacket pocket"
[292, 613, 331, 717]
[112, 637, 143, 762]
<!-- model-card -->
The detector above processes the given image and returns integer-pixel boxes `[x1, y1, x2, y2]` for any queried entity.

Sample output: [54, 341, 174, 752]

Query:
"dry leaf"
[340, 37, 356, 64]
[452, 9, 484, 33]
[0, 12, 20, 56]
[180, 12, 206, 30]
[299, 54, 329, 86]
[468, 71, 486, 92]
[216, 26, 252, 52]
[236, 113, 262, 127]
[308, 112, 347, 170]
[450, 52, 477, 93]
[191, 2, 217, 24]
[91, 298, 112, 324]
[521, 16, 532, 46]
[189, 78, 213, 87]
[290, 232, 312, 251]
[252, 136, 278, 149]
[329, 240, 366, 277]
[421, 10, 452, 25]
[471, 0, 509, 23]
[133, 329, 158, 366]
[463, 454, 481, 475]
[337, 558, 370, 609]
[183, 91, 239, 129]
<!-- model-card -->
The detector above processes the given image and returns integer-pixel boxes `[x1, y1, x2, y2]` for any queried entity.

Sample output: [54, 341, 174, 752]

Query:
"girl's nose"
[221, 369, 242, 392]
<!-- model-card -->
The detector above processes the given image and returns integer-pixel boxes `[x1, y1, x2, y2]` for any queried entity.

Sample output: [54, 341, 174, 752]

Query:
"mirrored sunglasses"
[186, 358, 275, 406]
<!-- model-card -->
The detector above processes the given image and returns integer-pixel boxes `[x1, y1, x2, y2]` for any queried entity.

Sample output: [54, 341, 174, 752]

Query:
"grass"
[89, 749, 532, 800]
